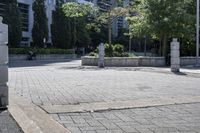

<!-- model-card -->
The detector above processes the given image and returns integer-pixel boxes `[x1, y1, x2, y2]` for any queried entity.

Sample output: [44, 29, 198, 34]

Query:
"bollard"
[98, 43, 105, 68]
[170, 38, 180, 72]
[0, 16, 8, 108]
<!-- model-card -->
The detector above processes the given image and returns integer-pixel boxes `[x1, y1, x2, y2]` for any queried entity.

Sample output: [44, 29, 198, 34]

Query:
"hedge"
[9, 48, 75, 55]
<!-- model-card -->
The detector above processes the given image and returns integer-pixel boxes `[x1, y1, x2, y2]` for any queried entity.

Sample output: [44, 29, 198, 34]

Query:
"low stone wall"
[180, 57, 199, 66]
[9, 54, 77, 61]
[82, 56, 200, 67]
[138, 57, 165, 67]
[82, 56, 165, 67]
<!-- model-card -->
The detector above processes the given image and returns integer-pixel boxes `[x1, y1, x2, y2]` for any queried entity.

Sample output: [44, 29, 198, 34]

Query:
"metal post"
[196, 0, 200, 66]
[129, 35, 131, 53]
[144, 36, 147, 56]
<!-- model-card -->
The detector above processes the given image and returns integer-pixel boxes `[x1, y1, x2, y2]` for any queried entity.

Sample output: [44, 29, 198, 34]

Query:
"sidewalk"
[0, 109, 22, 133]
[7, 60, 200, 133]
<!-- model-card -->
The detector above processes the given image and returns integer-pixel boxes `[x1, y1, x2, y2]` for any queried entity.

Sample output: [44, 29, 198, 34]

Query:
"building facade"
[0, 0, 129, 46]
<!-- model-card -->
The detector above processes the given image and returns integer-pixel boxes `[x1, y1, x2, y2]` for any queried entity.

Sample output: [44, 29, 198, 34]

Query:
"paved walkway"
[0, 110, 22, 133]
[9, 60, 200, 106]
[8, 60, 200, 133]
[51, 103, 200, 133]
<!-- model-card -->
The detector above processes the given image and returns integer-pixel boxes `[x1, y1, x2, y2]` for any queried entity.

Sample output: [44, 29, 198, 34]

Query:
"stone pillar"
[171, 38, 180, 72]
[0, 16, 8, 108]
[98, 43, 105, 68]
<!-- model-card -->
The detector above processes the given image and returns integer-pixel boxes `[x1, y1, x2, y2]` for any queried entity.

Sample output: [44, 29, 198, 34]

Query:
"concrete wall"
[180, 57, 200, 66]
[138, 57, 165, 67]
[82, 56, 165, 67]
[82, 56, 200, 67]
[9, 54, 77, 61]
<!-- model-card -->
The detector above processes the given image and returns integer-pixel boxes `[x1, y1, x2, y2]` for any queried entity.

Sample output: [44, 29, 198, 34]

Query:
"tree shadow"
[9, 59, 81, 68]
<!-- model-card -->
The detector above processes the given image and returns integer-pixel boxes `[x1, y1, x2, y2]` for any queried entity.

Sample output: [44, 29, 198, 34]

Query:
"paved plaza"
[51, 103, 200, 133]
[8, 60, 200, 133]
[0, 110, 22, 133]
[9, 60, 200, 106]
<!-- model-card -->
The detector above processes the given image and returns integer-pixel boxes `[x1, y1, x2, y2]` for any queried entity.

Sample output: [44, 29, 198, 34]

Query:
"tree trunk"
[108, 18, 112, 46]
[159, 37, 162, 56]
[162, 34, 167, 57]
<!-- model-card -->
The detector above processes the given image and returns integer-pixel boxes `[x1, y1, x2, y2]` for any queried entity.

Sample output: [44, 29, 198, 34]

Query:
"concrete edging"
[82, 56, 200, 67]
[9, 92, 70, 133]
[81, 56, 165, 67]
[40, 96, 200, 114]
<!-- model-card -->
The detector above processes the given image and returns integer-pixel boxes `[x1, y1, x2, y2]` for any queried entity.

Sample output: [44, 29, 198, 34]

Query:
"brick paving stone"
[9, 60, 200, 106]
[9, 60, 200, 133]
[51, 103, 200, 133]
[0, 110, 23, 133]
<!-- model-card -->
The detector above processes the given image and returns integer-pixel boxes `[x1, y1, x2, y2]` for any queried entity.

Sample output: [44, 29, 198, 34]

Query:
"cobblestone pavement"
[9, 60, 200, 106]
[51, 103, 200, 133]
[0, 110, 22, 133]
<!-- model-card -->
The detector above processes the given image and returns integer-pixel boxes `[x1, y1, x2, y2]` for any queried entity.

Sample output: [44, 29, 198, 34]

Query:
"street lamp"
[144, 35, 147, 56]
[196, 0, 199, 66]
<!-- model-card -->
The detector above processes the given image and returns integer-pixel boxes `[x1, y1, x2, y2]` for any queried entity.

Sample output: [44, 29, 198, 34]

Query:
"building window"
[18, 3, 29, 32]
[0, 2, 6, 17]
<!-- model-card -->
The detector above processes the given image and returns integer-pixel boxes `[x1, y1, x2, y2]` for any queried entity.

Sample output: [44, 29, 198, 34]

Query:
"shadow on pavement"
[172, 71, 188, 76]
[9, 59, 80, 68]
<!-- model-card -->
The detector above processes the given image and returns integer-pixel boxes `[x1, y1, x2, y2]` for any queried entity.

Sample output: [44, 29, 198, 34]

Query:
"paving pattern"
[9, 60, 200, 106]
[9, 60, 200, 133]
[0, 110, 22, 133]
[51, 103, 200, 133]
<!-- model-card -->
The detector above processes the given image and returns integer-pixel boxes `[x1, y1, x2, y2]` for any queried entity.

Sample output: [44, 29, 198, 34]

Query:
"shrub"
[88, 52, 98, 57]
[104, 43, 113, 57]
[88, 44, 129, 57]
[9, 48, 75, 54]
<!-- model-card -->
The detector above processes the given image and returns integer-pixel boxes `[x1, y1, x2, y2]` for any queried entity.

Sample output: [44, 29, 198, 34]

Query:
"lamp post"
[144, 35, 147, 56]
[196, 0, 199, 66]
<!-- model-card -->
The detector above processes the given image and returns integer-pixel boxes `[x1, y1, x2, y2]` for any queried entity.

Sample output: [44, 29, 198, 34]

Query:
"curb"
[9, 92, 70, 133]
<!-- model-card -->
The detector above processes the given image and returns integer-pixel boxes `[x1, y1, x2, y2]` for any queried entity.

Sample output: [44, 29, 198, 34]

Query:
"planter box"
[82, 56, 165, 67]
[138, 57, 165, 67]
[82, 56, 200, 67]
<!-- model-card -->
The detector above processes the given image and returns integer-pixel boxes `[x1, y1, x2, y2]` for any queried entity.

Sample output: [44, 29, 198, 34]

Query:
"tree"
[97, 4, 129, 45]
[32, 0, 48, 47]
[3, 0, 22, 47]
[128, 0, 196, 56]
[51, 0, 71, 48]
[62, 2, 97, 48]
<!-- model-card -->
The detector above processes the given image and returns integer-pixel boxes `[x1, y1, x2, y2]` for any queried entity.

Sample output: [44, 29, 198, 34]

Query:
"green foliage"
[3, 0, 22, 47]
[114, 28, 129, 49]
[127, 0, 196, 56]
[89, 44, 129, 57]
[32, 0, 48, 47]
[62, 2, 97, 18]
[105, 43, 114, 57]
[9, 48, 74, 55]
[96, 5, 129, 45]
[88, 52, 98, 57]
[62, 2, 97, 48]
[51, 0, 71, 48]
